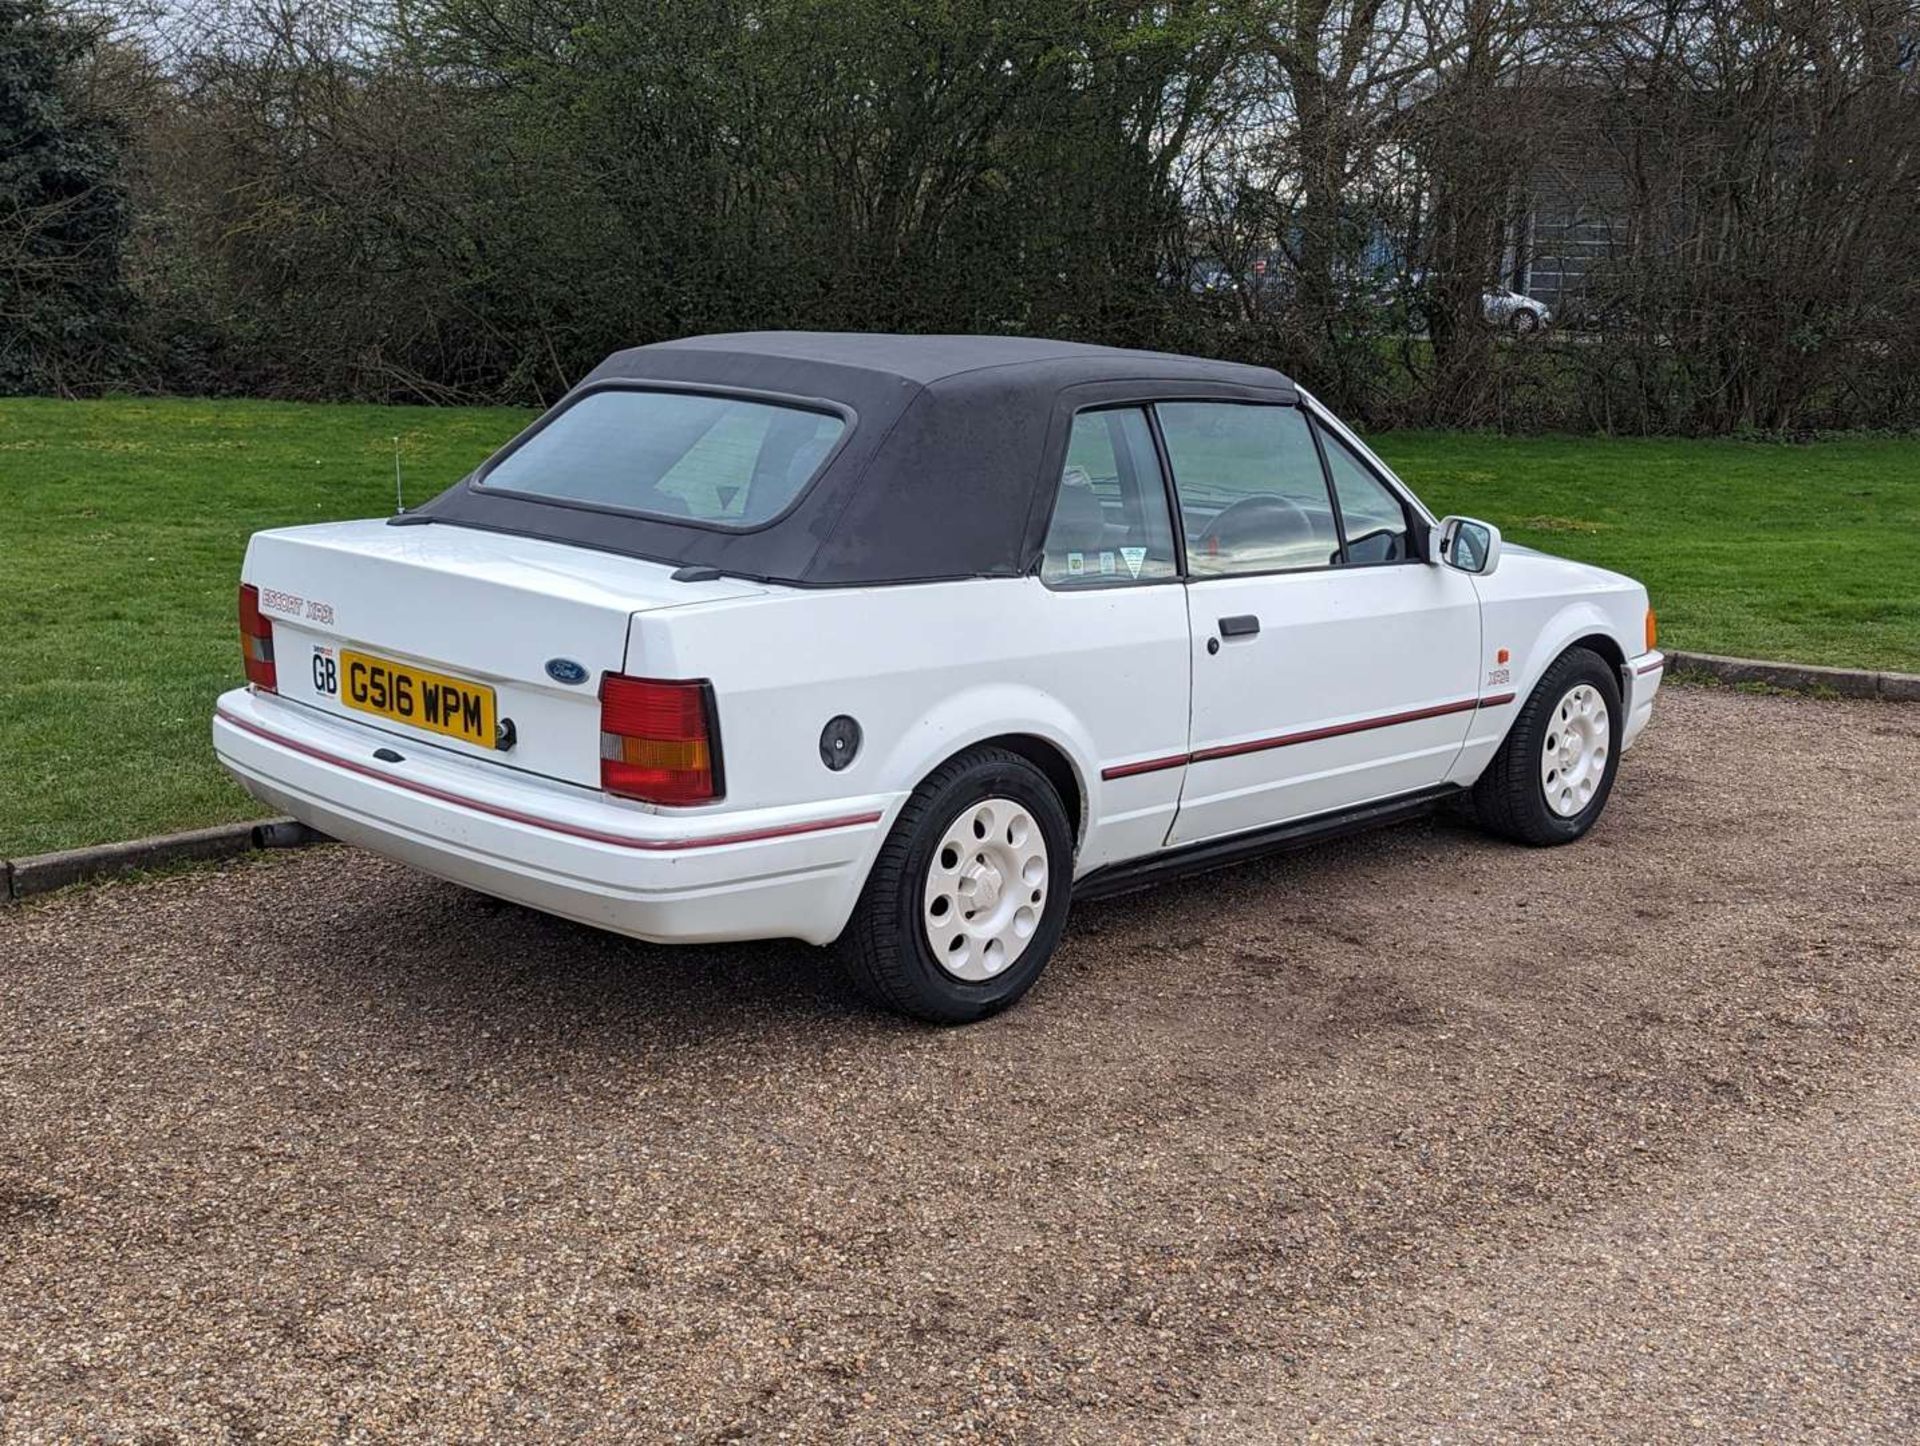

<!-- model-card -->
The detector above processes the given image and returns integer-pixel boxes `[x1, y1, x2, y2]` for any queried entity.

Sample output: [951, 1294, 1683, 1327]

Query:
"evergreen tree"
[0, 0, 129, 391]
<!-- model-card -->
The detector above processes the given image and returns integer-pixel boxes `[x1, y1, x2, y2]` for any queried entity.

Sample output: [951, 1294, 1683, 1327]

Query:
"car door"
[1159, 399, 1483, 847]
[1029, 404, 1193, 874]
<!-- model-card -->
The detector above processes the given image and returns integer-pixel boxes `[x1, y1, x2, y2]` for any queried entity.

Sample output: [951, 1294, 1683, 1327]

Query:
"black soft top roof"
[406, 332, 1298, 586]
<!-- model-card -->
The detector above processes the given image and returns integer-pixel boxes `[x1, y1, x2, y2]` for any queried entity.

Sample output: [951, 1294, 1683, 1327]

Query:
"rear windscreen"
[477, 388, 847, 529]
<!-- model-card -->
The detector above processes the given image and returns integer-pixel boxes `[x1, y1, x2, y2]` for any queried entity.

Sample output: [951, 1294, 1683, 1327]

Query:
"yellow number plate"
[339, 649, 496, 749]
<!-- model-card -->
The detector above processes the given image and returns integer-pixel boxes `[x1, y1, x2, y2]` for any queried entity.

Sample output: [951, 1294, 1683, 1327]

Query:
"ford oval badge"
[545, 658, 588, 686]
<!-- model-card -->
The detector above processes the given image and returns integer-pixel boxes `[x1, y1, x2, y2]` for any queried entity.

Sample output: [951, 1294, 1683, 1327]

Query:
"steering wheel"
[1193, 493, 1314, 560]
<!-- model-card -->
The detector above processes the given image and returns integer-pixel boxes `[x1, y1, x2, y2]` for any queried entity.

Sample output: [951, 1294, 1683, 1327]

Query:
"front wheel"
[1472, 647, 1622, 845]
[838, 746, 1073, 1024]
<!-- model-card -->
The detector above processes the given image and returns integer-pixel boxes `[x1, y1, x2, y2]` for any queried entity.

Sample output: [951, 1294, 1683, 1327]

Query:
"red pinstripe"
[1100, 692, 1517, 781]
[215, 706, 881, 851]
[1099, 752, 1193, 781]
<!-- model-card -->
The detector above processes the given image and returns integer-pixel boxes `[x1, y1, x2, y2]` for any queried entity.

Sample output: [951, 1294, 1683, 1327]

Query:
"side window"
[1156, 402, 1341, 575]
[1316, 422, 1414, 565]
[1040, 408, 1179, 587]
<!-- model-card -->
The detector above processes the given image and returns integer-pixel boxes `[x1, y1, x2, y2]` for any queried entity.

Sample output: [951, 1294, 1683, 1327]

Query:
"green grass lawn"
[0, 398, 533, 857]
[1377, 431, 1920, 676]
[2, 397, 1916, 855]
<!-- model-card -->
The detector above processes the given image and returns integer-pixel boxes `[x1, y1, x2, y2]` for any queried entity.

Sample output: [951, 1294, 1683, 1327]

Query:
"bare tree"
[15, 0, 1920, 432]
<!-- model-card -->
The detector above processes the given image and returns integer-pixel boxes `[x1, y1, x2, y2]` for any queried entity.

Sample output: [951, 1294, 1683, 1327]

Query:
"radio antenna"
[393, 435, 405, 515]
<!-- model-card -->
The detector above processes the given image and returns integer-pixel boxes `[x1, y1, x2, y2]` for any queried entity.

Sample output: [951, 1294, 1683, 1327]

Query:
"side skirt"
[1072, 784, 1466, 904]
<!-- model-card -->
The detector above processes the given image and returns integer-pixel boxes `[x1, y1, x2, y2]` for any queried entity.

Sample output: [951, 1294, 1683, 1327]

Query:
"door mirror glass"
[1433, 515, 1502, 575]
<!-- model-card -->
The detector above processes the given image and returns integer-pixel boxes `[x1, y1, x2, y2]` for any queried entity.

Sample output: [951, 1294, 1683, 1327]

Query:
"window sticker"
[1099, 552, 1116, 576]
[1120, 546, 1146, 579]
[1067, 551, 1084, 576]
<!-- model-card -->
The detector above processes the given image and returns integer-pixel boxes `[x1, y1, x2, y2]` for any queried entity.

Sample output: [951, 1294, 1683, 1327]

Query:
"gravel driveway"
[2, 686, 1916, 1443]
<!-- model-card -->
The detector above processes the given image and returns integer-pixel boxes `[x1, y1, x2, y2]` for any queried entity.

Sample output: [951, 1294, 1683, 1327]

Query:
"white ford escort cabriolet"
[215, 333, 1663, 1022]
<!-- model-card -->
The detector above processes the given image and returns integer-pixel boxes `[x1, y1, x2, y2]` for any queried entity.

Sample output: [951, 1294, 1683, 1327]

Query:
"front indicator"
[1645, 607, 1659, 652]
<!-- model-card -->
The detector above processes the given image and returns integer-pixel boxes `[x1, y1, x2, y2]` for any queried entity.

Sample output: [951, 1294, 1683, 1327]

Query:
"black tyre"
[838, 746, 1073, 1024]
[1511, 308, 1541, 334]
[1472, 646, 1622, 846]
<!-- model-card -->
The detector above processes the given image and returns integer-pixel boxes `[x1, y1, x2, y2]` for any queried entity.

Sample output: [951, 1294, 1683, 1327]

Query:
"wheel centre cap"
[965, 858, 1004, 913]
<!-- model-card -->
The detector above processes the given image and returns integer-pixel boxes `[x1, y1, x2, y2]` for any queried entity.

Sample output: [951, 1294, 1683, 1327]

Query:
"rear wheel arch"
[869, 687, 1095, 849]
[974, 733, 1083, 844]
[888, 732, 1084, 853]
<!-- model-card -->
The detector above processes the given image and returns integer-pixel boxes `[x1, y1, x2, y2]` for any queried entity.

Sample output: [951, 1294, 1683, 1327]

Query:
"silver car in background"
[1483, 286, 1553, 333]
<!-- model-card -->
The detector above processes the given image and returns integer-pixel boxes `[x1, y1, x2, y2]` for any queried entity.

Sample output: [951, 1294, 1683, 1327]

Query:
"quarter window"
[1039, 408, 1179, 586]
[1156, 403, 1341, 575]
[1317, 422, 1414, 564]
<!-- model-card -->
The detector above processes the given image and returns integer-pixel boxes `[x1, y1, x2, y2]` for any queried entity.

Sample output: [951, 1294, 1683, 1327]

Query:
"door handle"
[1218, 614, 1261, 638]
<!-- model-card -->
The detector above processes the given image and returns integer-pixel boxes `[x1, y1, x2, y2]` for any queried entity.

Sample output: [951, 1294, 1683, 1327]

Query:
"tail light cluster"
[238, 583, 277, 692]
[600, 675, 723, 805]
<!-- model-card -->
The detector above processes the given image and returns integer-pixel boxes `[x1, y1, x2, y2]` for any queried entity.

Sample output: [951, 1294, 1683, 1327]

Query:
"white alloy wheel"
[922, 796, 1050, 982]
[1541, 683, 1609, 817]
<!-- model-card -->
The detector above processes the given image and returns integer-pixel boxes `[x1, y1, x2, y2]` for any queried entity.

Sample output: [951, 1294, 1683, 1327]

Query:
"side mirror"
[1430, 515, 1502, 576]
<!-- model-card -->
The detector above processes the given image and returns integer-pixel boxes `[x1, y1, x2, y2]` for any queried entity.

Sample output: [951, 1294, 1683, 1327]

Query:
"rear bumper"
[1623, 649, 1664, 751]
[212, 688, 897, 946]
